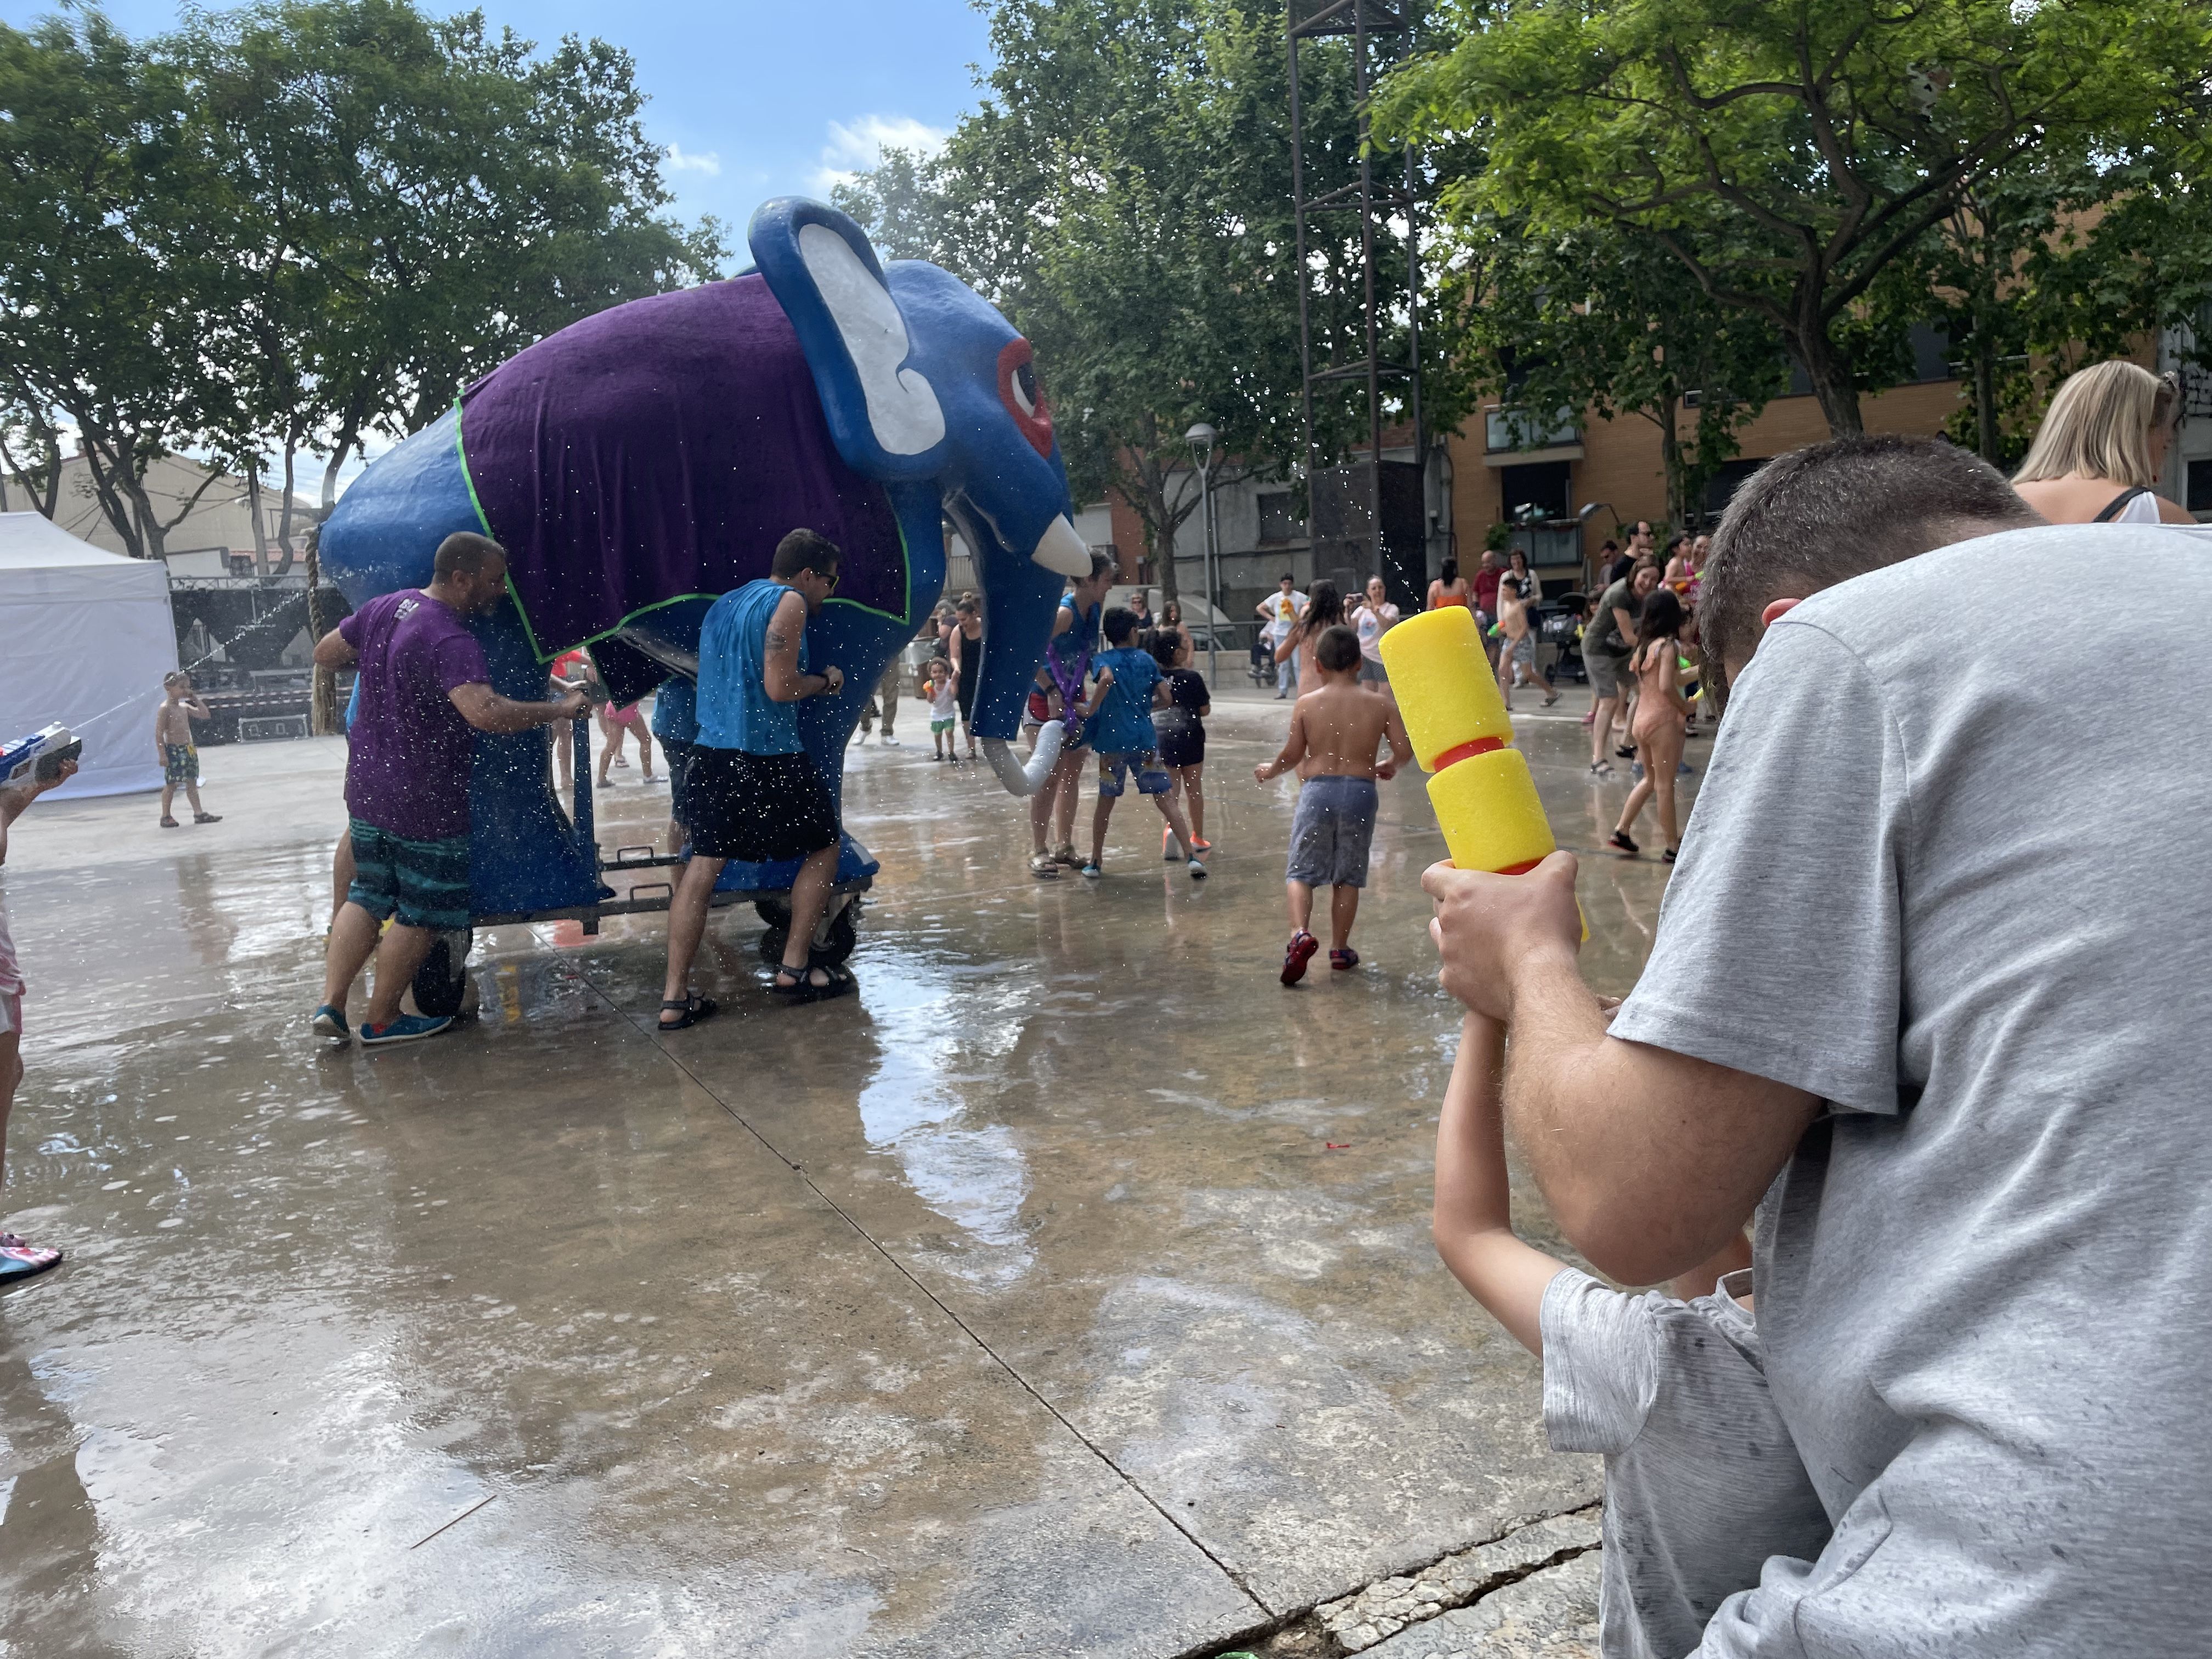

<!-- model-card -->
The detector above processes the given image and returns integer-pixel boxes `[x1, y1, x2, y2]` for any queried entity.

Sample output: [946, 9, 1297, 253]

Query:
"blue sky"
[0, 0, 993, 231]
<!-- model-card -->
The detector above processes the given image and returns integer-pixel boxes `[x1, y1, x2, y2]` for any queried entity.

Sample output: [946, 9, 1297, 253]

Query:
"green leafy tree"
[839, 0, 1439, 606]
[0, 13, 227, 558]
[169, 0, 725, 543]
[1379, 0, 2212, 436]
[0, 1, 722, 557]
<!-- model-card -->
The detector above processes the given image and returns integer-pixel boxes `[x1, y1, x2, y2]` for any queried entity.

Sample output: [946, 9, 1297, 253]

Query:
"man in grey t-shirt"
[1423, 435, 2212, 1655]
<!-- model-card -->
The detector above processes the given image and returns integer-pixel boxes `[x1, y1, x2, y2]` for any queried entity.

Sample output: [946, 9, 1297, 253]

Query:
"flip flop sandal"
[1281, 931, 1320, 985]
[1330, 948, 1360, 970]
[0, 1233, 61, 1285]
[194, 813, 222, 823]
[657, 994, 718, 1031]
[1029, 853, 1060, 879]
[160, 816, 180, 828]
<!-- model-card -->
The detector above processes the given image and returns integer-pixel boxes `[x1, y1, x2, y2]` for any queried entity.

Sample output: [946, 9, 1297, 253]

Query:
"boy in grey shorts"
[1254, 625, 1409, 983]
[1432, 1012, 1831, 1656]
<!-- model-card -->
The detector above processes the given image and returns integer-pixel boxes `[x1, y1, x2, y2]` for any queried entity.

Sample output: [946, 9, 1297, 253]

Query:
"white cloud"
[665, 143, 721, 177]
[808, 115, 949, 194]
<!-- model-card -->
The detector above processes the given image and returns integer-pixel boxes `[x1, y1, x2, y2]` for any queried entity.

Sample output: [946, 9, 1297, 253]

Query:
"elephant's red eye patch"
[998, 338, 1053, 458]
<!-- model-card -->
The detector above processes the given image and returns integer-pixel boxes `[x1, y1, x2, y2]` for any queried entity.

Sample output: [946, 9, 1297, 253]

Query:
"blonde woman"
[2012, 361, 2193, 525]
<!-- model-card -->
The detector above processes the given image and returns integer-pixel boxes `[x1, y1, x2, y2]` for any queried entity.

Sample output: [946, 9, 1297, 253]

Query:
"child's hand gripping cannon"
[1379, 608, 1583, 935]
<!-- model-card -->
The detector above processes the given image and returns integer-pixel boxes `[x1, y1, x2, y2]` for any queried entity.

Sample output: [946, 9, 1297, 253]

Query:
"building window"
[1906, 321, 1952, 383]
[1485, 407, 1578, 453]
[1256, 490, 1300, 544]
[2187, 458, 2212, 514]
[1500, 460, 1572, 523]
[1704, 458, 1769, 520]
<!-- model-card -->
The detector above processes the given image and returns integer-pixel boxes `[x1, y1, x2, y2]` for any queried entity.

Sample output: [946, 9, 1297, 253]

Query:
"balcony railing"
[1485, 406, 1579, 453]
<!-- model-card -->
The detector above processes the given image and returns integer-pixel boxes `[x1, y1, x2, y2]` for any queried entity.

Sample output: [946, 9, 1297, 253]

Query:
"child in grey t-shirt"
[1433, 1013, 1831, 1657]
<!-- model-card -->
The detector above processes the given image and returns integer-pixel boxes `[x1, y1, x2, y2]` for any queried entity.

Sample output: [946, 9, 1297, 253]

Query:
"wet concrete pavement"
[0, 690, 1695, 1656]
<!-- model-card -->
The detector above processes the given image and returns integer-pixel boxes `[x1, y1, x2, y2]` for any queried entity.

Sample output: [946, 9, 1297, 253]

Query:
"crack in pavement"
[1178, 1505, 1602, 1659]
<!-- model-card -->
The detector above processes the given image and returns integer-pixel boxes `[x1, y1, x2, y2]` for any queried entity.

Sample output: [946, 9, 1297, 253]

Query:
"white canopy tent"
[0, 512, 179, 798]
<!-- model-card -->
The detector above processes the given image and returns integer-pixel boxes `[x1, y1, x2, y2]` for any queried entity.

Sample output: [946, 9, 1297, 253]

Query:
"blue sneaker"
[312, 1005, 350, 1042]
[358, 1013, 454, 1047]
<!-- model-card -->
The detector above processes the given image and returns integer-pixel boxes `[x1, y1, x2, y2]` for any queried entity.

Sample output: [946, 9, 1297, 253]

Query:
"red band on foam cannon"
[1434, 737, 1505, 770]
[1498, 859, 1542, 876]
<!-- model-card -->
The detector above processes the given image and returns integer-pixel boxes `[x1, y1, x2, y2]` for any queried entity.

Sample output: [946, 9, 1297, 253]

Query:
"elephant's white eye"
[997, 337, 1054, 459]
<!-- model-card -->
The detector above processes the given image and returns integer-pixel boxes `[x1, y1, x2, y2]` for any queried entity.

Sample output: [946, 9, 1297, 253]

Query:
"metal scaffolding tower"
[1288, 0, 1429, 607]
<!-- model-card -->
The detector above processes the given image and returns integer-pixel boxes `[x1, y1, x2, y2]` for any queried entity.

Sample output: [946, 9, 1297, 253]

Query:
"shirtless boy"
[154, 672, 221, 828]
[1255, 625, 1410, 982]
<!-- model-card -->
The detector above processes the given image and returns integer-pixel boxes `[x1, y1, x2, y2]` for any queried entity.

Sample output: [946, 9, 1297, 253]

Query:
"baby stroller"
[1248, 628, 1279, 688]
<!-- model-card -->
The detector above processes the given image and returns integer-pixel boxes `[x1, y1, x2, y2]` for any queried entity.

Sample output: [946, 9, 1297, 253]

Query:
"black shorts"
[660, 737, 695, 823]
[685, 747, 839, 863]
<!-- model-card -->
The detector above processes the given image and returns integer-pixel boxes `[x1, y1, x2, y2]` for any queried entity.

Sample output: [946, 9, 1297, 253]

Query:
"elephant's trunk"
[980, 724, 1064, 797]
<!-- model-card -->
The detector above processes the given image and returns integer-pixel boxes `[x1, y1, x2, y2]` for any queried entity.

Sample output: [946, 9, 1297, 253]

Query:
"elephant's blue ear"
[749, 199, 950, 481]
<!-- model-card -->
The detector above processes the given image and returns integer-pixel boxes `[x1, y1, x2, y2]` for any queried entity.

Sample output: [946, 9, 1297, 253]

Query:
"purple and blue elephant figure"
[319, 198, 1083, 916]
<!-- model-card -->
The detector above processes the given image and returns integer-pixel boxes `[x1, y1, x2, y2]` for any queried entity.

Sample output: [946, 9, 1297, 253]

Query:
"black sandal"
[657, 994, 718, 1031]
[1607, 830, 1640, 856]
[768, 962, 856, 1003]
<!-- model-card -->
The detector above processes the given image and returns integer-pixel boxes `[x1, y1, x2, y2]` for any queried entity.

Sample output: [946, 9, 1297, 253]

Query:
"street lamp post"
[1185, 422, 1221, 686]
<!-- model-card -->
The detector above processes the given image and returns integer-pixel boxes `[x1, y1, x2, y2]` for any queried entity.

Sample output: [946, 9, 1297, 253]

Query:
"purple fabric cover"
[456, 274, 907, 657]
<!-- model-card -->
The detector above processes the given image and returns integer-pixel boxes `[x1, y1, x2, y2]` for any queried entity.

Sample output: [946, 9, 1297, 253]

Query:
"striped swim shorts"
[345, 819, 471, 932]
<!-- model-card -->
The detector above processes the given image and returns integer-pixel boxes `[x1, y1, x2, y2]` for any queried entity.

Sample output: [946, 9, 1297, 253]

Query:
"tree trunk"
[77, 437, 148, 560]
[320, 422, 357, 512]
[1972, 328, 2000, 465]
[1657, 390, 1684, 531]
[248, 470, 269, 562]
[127, 475, 166, 561]
[1791, 316, 1863, 436]
[276, 425, 300, 555]
[1153, 509, 1180, 607]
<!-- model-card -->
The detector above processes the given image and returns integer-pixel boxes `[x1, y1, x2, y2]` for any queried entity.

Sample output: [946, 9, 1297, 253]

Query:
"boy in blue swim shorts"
[1255, 625, 1408, 983]
[1079, 608, 1205, 880]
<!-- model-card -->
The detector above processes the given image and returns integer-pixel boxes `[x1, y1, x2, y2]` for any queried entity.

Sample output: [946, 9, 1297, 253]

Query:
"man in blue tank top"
[659, 530, 850, 1022]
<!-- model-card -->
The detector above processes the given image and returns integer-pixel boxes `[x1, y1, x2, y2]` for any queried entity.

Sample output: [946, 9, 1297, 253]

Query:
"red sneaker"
[1280, 931, 1319, 985]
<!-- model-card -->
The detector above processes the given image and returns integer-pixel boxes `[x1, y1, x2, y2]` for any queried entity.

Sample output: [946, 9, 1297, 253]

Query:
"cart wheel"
[757, 902, 859, 967]
[817, 904, 858, 965]
[411, 928, 473, 1019]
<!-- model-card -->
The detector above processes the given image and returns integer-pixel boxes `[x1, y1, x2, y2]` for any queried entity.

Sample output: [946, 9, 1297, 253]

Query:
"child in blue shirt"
[1080, 608, 1205, 881]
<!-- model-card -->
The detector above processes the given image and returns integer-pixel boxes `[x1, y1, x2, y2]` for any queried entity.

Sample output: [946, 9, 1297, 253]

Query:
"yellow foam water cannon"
[1380, 608, 1584, 938]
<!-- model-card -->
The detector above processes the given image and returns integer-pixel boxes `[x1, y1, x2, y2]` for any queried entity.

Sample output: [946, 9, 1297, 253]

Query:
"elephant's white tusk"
[980, 725, 1063, 797]
[1029, 515, 1092, 579]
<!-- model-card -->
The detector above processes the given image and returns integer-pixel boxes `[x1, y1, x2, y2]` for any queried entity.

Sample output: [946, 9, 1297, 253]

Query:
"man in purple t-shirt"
[309, 533, 587, 1047]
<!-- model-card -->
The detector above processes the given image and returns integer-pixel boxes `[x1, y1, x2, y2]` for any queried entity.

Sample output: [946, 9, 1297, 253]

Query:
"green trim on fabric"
[453, 396, 554, 665]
